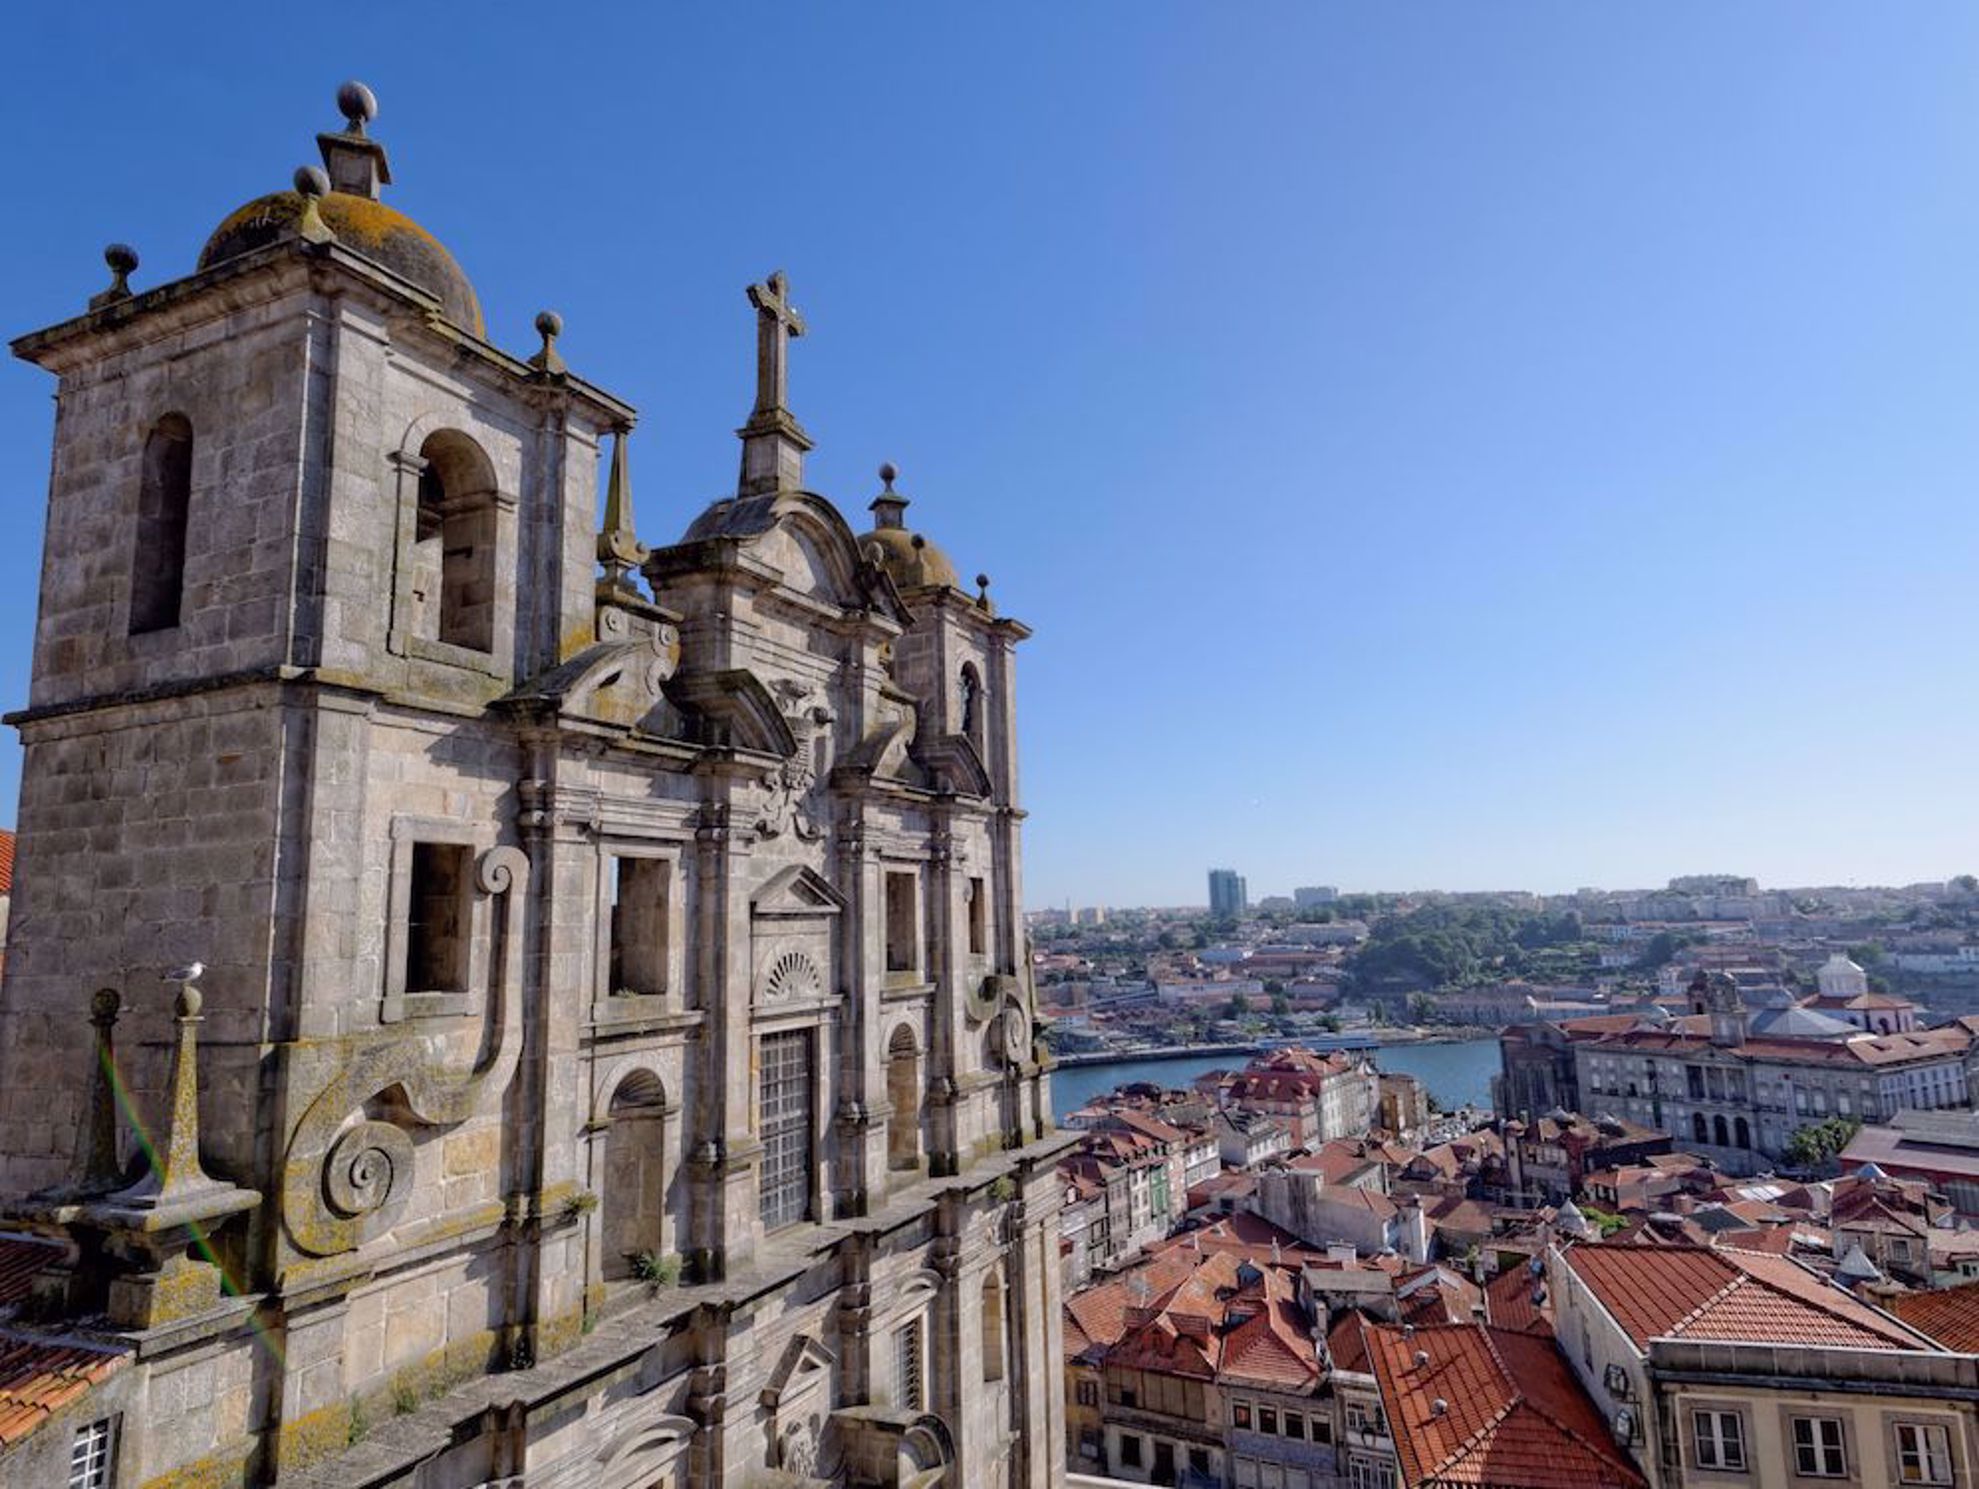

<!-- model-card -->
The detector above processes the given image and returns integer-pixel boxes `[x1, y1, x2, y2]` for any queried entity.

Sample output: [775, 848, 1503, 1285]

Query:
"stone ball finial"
[175, 984, 204, 1019]
[294, 165, 330, 199]
[104, 243, 139, 277]
[878, 461, 898, 490]
[911, 533, 926, 550]
[90, 987, 121, 1020]
[976, 573, 990, 591]
[337, 80, 378, 131]
[535, 309, 563, 342]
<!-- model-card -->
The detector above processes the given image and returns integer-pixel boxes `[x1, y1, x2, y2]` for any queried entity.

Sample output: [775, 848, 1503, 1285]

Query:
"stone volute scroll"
[282, 844, 530, 1259]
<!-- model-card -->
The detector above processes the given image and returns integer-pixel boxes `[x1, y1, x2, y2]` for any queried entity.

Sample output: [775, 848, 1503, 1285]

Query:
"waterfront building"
[1209, 869, 1249, 919]
[0, 83, 1066, 1488]
[1501, 974, 1974, 1177]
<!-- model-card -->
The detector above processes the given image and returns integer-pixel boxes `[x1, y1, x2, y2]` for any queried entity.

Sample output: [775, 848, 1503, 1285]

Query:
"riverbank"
[1050, 1025, 1491, 1068]
[1049, 1035, 1501, 1121]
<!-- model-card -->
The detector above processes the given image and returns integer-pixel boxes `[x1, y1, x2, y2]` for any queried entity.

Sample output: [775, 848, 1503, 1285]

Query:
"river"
[1049, 1037, 1500, 1123]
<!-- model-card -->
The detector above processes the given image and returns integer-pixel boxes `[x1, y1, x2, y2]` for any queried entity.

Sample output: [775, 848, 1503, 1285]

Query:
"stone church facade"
[0, 83, 1070, 1488]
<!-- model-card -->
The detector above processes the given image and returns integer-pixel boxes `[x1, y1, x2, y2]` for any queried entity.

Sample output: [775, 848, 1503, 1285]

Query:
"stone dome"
[198, 190, 485, 338]
[859, 467, 961, 592]
[859, 524, 959, 591]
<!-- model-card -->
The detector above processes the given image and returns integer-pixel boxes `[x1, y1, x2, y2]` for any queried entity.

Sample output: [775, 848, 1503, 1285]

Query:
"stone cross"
[747, 271, 805, 417]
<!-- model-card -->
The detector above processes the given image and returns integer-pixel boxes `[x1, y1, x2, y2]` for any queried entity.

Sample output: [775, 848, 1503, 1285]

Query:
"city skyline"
[7, 9, 1979, 910]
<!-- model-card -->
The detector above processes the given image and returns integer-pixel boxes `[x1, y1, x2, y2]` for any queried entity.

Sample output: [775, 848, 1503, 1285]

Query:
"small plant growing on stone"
[631, 1250, 680, 1288]
[392, 1382, 419, 1416]
[347, 1398, 369, 1446]
[560, 1190, 599, 1223]
[989, 1176, 1017, 1203]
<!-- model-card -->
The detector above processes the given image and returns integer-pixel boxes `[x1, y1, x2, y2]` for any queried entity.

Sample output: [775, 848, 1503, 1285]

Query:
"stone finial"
[975, 573, 994, 612]
[318, 79, 392, 200]
[736, 271, 814, 496]
[292, 166, 335, 245]
[597, 426, 649, 596]
[869, 462, 909, 530]
[54, 988, 127, 1196]
[530, 309, 566, 375]
[337, 80, 378, 134]
[89, 243, 137, 310]
[102, 972, 223, 1211]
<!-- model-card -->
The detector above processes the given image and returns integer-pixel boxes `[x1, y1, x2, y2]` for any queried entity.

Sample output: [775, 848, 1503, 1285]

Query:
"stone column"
[834, 810, 889, 1210]
[689, 781, 760, 1278]
[1009, 1164, 1067, 1489]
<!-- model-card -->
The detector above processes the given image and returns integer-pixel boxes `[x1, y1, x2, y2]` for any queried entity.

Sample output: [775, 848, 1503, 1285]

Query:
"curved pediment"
[913, 732, 991, 798]
[502, 632, 681, 733]
[664, 669, 799, 756]
[672, 489, 910, 621]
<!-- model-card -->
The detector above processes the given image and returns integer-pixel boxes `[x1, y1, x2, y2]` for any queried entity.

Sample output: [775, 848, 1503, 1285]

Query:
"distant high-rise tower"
[1208, 868, 1247, 917]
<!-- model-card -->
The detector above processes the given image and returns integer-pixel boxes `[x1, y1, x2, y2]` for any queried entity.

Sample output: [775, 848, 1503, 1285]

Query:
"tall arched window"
[1692, 1113, 1708, 1143]
[131, 414, 192, 634]
[1734, 1117, 1750, 1149]
[413, 430, 498, 653]
[602, 1069, 667, 1280]
[981, 1269, 1006, 1383]
[887, 1024, 922, 1172]
[1713, 1114, 1730, 1148]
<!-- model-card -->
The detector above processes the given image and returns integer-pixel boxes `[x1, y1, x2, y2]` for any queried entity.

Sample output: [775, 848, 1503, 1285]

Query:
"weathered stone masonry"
[0, 81, 1071, 1489]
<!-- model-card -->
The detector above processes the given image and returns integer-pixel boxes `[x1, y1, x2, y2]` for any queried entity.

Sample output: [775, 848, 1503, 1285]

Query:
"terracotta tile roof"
[1890, 1279, 1979, 1352]
[1326, 1308, 1375, 1373]
[1484, 1260, 1554, 1336]
[1397, 1266, 1483, 1327]
[0, 1236, 62, 1310]
[0, 830, 14, 896]
[0, 1333, 126, 1447]
[1368, 1322, 1647, 1488]
[1566, 1243, 1928, 1350]
[1149, 1212, 1320, 1263]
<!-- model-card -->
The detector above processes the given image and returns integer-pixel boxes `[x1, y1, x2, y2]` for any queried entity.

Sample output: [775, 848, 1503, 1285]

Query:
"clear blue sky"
[4, 7, 1979, 907]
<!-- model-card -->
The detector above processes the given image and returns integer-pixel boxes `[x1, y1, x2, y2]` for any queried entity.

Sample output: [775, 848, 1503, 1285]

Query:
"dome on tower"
[857, 464, 961, 592]
[195, 82, 485, 338]
[198, 193, 484, 336]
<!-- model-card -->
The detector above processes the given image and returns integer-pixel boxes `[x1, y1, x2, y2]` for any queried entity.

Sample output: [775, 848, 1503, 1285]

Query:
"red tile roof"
[1368, 1322, 1647, 1488]
[0, 1237, 62, 1310]
[0, 1334, 126, 1447]
[1890, 1280, 1979, 1352]
[0, 830, 14, 896]
[1566, 1243, 1928, 1350]
[1484, 1261, 1554, 1337]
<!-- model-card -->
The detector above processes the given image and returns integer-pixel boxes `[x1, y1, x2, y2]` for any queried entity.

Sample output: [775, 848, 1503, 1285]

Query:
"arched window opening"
[959, 663, 984, 752]
[1713, 1114, 1730, 1148]
[887, 1024, 921, 1172]
[602, 1069, 667, 1281]
[1735, 1117, 1751, 1149]
[1692, 1113, 1708, 1143]
[413, 431, 498, 653]
[981, 1269, 1006, 1383]
[131, 414, 192, 634]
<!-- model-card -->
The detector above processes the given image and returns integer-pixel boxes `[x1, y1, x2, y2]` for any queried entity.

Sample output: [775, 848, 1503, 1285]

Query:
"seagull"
[164, 961, 204, 984]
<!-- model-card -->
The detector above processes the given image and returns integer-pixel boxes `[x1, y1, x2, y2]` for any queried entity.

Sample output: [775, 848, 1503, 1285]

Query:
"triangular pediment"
[761, 1332, 839, 1410]
[753, 863, 848, 919]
